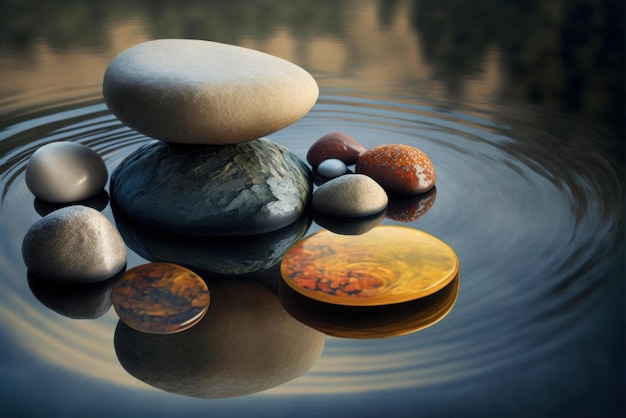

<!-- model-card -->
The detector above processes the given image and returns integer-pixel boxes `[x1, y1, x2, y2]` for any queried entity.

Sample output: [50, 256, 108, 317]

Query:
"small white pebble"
[25, 142, 108, 203]
[317, 158, 347, 178]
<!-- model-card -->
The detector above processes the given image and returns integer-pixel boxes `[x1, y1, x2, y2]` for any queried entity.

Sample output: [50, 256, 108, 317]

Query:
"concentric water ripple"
[0, 89, 622, 405]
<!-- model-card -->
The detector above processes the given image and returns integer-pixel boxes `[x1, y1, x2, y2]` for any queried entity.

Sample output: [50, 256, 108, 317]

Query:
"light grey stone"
[25, 142, 108, 203]
[22, 206, 127, 283]
[312, 174, 388, 217]
[103, 39, 319, 145]
[110, 138, 312, 236]
[317, 158, 348, 178]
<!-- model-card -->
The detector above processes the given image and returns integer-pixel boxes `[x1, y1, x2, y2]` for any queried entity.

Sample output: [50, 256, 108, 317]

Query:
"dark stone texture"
[110, 138, 312, 236]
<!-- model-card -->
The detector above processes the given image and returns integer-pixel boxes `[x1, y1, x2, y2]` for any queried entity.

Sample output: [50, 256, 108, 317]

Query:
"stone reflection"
[312, 209, 385, 235]
[112, 202, 311, 275]
[114, 275, 325, 398]
[280, 273, 459, 339]
[386, 187, 436, 222]
[33, 190, 110, 216]
[27, 270, 121, 319]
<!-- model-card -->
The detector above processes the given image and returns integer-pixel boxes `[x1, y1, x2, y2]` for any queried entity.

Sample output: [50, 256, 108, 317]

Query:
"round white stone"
[103, 39, 319, 145]
[22, 206, 127, 283]
[312, 174, 388, 217]
[25, 142, 108, 203]
[317, 158, 347, 178]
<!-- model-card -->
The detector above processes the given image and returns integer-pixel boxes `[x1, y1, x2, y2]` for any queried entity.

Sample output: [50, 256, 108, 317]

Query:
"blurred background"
[1, 0, 624, 132]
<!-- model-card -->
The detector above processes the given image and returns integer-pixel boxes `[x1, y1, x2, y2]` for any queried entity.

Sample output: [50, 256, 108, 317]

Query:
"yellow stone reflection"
[280, 226, 459, 306]
[279, 274, 459, 339]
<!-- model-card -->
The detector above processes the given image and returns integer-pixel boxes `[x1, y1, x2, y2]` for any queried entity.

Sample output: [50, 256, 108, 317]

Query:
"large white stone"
[22, 206, 127, 283]
[312, 174, 388, 217]
[103, 39, 319, 144]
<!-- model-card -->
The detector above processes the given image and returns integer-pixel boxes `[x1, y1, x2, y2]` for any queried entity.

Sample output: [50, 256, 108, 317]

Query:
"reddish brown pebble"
[112, 262, 210, 334]
[356, 144, 436, 194]
[306, 132, 367, 167]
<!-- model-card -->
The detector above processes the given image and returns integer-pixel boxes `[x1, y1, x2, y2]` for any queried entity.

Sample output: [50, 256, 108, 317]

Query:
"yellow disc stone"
[112, 262, 210, 334]
[280, 226, 459, 306]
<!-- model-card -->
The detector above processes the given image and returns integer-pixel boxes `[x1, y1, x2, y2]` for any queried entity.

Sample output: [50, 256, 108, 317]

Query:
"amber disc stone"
[280, 226, 458, 306]
[112, 262, 210, 334]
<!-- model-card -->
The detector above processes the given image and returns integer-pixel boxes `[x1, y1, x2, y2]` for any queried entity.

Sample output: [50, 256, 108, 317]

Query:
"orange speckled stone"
[280, 226, 458, 306]
[112, 262, 210, 334]
[356, 144, 436, 194]
[307, 132, 367, 167]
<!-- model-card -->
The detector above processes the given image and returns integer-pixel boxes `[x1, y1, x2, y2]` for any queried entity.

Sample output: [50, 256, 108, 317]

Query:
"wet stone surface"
[306, 131, 367, 167]
[112, 263, 210, 334]
[356, 144, 436, 194]
[110, 138, 312, 236]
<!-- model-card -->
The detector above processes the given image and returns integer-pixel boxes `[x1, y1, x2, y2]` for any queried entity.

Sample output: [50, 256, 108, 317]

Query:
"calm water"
[1, 1, 624, 417]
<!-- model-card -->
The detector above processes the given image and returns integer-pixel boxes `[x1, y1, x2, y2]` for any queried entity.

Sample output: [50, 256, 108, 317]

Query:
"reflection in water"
[33, 190, 110, 216]
[114, 276, 325, 398]
[280, 274, 459, 339]
[112, 203, 311, 275]
[27, 271, 121, 319]
[386, 187, 436, 222]
[312, 209, 385, 235]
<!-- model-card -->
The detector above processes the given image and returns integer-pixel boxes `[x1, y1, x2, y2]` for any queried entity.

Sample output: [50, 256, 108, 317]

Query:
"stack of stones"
[21, 39, 437, 286]
[22, 39, 319, 287]
[105, 39, 319, 236]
